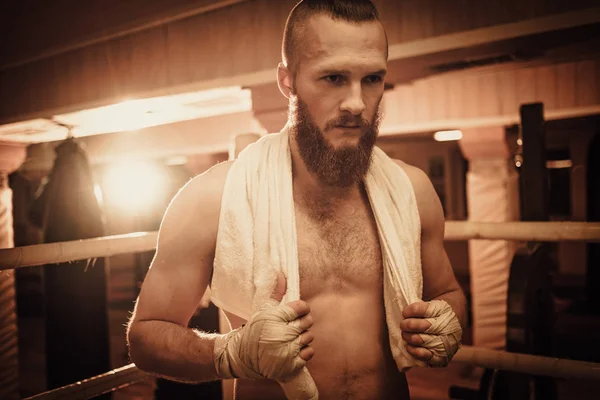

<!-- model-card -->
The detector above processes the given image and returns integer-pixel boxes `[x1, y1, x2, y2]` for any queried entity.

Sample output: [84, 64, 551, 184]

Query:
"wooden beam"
[379, 105, 600, 136]
[0, 0, 254, 72]
[4, 7, 600, 128]
[387, 7, 600, 61]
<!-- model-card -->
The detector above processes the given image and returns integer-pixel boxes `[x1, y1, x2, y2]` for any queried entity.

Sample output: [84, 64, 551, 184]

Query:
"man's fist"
[399, 300, 462, 367]
[267, 272, 315, 364]
[400, 302, 434, 363]
[213, 272, 315, 380]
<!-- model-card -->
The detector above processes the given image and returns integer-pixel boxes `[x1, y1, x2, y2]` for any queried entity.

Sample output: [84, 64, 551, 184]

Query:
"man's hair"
[282, 0, 383, 74]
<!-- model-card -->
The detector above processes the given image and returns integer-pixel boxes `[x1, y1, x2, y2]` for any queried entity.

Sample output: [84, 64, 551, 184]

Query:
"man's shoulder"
[162, 160, 234, 232]
[391, 159, 430, 194]
[391, 159, 441, 222]
[189, 160, 233, 189]
[180, 160, 234, 201]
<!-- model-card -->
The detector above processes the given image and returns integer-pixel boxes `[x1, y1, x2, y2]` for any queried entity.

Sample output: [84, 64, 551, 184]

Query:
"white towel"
[210, 125, 424, 372]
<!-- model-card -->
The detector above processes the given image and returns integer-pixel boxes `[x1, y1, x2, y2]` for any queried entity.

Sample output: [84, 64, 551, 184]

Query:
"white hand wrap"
[417, 300, 463, 367]
[213, 298, 306, 380]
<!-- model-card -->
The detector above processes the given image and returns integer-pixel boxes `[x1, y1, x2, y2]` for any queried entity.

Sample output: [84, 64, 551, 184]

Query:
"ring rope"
[445, 221, 600, 242]
[24, 364, 148, 400]
[1, 222, 599, 271]
[24, 346, 600, 400]
[0, 232, 158, 271]
[454, 346, 600, 381]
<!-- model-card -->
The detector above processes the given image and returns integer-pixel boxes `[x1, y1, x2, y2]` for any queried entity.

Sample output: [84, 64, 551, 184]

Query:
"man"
[127, 1, 467, 399]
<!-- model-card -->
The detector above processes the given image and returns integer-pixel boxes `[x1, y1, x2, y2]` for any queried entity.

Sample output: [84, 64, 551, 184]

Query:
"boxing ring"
[2, 221, 600, 400]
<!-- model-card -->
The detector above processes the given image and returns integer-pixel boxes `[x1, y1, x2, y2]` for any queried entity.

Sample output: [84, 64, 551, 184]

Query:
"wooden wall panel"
[470, 0, 511, 29]
[497, 70, 518, 116]
[164, 21, 195, 87]
[0, 0, 232, 69]
[27, 58, 58, 113]
[1, 0, 294, 120]
[463, 76, 480, 117]
[575, 60, 598, 107]
[130, 28, 170, 93]
[478, 74, 500, 117]
[429, 76, 448, 121]
[382, 58, 600, 129]
[447, 78, 465, 119]
[162, 0, 289, 85]
[516, 68, 537, 106]
[413, 79, 431, 122]
[429, 0, 473, 36]
[378, 0, 596, 45]
[3, 0, 595, 71]
[1, 0, 599, 123]
[105, 38, 136, 98]
[396, 85, 416, 124]
[536, 65, 558, 109]
[556, 63, 577, 109]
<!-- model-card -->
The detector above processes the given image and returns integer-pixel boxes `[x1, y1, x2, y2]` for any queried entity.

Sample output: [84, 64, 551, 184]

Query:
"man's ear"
[277, 63, 294, 99]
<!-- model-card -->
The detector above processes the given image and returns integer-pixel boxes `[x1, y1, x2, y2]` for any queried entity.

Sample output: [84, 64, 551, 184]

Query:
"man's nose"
[340, 83, 366, 116]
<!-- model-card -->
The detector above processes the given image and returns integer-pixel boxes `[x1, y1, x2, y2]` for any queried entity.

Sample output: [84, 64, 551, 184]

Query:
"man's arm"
[127, 161, 232, 383]
[396, 161, 467, 364]
[413, 167, 467, 328]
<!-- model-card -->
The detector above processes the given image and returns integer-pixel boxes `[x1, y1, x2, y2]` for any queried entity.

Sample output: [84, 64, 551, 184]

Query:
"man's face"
[288, 15, 388, 187]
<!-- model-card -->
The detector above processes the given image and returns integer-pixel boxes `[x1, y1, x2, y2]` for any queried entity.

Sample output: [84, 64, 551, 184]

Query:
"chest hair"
[296, 205, 383, 290]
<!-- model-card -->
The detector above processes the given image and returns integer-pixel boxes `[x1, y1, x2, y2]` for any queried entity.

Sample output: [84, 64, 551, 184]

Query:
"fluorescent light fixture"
[165, 155, 189, 166]
[53, 86, 253, 137]
[0, 86, 254, 143]
[434, 130, 463, 141]
[547, 160, 572, 169]
[93, 184, 104, 207]
[0, 118, 68, 142]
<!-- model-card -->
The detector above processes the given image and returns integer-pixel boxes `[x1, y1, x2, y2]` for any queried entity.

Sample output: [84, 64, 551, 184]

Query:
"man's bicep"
[133, 234, 214, 327]
[132, 163, 230, 327]
[403, 164, 460, 301]
[421, 232, 459, 301]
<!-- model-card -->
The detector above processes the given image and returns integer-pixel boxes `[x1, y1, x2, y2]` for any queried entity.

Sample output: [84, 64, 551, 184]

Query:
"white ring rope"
[0, 232, 158, 270]
[1, 222, 600, 271]
[24, 364, 148, 400]
[445, 221, 600, 242]
[454, 346, 600, 381]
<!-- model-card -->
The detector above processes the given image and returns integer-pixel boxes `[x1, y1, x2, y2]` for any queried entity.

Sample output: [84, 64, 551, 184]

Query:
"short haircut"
[282, 0, 384, 74]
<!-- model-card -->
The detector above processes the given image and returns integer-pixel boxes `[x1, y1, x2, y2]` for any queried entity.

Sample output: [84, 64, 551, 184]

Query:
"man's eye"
[324, 75, 344, 84]
[364, 75, 383, 84]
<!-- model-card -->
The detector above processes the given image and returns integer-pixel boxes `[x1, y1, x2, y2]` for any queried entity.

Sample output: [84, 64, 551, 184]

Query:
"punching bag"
[30, 138, 111, 391]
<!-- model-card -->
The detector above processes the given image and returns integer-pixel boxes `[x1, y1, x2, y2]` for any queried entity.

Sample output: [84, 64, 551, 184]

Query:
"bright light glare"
[52, 86, 253, 137]
[434, 130, 463, 142]
[93, 184, 104, 207]
[547, 159, 573, 169]
[102, 161, 166, 213]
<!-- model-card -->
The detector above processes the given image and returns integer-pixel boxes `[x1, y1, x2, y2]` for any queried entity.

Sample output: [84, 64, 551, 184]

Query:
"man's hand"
[213, 272, 315, 380]
[400, 302, 434, 363]
[400, 300, 462, 367]
[268, 272, 316, 366]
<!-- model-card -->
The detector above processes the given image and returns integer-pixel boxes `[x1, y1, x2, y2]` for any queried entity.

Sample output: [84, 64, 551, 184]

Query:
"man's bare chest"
[294, 205, 383, 295]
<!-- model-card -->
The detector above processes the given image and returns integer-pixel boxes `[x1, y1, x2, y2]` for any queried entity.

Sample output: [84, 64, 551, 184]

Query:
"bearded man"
[127, 1, 467, 399]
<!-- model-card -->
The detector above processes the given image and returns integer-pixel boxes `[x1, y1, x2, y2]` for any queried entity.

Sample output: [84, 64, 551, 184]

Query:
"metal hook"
[51, 119, 75, 140]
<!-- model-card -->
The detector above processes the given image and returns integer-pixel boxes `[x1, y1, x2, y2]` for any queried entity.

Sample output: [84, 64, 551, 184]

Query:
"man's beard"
[289, 96, 380, 188]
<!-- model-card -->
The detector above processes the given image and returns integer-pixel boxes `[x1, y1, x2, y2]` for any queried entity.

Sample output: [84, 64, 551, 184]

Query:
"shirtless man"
[127, 1, 467, 399]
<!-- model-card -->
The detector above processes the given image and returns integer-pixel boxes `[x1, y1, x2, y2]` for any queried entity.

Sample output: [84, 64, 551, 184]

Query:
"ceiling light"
[434, 130, 463, 141]
[52, 86, 253, 137]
